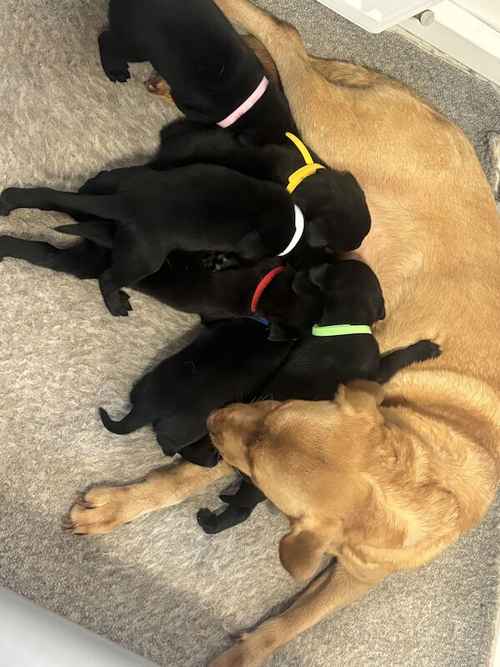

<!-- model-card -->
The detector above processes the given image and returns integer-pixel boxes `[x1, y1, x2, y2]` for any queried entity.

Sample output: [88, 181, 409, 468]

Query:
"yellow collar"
[285, 132, 325, 194]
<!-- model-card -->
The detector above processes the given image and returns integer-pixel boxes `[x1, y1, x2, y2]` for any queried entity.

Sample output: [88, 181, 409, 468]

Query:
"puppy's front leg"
[98, 30, 130, 83]
[210, 562, 383, 667]
[65, 459, 234, 535]
[377, 339, 441, 384]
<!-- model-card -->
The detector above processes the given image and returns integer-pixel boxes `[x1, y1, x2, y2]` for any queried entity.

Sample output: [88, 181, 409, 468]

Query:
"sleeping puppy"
[99, 0, 292, 144]
[99, 318, 294, 459]
[151, 120, 371, 260]
[0, 165, 298, 317]
[0, 138, 368, 316]
[0, 231, 322, 340]
[145, 34, 281, 103]
[198, 260, 441, 533]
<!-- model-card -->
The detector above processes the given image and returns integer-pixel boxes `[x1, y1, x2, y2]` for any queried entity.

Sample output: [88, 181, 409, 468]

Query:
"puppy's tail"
[99, 407, 147, 435]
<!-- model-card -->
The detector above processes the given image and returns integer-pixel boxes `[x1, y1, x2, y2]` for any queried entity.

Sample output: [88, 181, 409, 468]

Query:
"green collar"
[312, 323, 372, 337]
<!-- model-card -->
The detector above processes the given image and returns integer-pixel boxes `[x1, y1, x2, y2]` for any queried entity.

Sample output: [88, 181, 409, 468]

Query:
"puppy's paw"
[105, 67, 130, 83]
[0, 188, 18, 216]
[413, 339, 441, 363]
[197, 508, 222, 534]
[104, 289, 132, 317]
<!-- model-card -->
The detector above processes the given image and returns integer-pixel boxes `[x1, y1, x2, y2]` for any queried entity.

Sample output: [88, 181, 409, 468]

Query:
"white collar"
[278, 205, 305, 257]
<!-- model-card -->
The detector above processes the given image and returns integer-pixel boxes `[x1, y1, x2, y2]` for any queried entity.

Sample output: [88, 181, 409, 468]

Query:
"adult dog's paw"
[63, 486, 140, 535]
[209, 639, 267, 667]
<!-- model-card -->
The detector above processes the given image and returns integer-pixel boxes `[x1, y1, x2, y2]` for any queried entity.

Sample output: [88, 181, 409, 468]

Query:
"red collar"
[250, 266, 286, 314]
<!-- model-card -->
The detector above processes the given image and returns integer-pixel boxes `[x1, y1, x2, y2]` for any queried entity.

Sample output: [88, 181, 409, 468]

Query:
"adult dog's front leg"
[210, 562, 383, 667]
[65, 459, 234, 535]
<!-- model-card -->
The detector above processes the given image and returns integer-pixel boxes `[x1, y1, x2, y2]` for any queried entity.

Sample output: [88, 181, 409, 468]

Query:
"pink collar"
[217, 76, 269, 128]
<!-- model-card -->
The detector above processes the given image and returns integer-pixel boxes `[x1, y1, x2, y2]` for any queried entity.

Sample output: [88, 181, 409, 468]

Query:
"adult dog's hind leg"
[65, 459, 234, 535]
[210, 562, 383, 667]
[0, 236, 110, 279]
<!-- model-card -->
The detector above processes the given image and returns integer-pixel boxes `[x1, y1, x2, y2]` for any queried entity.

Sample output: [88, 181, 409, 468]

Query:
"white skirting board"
[401, 1, 500, 86]
[312, 0, 440, 33]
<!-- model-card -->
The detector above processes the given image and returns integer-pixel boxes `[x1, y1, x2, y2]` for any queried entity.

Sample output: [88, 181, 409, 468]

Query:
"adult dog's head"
[208, 381, 385, 581]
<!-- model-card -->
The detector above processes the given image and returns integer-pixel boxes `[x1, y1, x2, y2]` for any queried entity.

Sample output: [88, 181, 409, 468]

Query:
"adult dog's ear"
[336, 380, 385, 414]
[279, 528, 328, 582]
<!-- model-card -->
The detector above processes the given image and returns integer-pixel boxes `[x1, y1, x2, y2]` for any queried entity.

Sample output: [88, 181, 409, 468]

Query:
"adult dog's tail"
[99, 407, 147, 435]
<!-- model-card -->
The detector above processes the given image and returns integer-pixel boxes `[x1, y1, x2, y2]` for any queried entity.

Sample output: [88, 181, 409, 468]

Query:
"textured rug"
[0, 1, 499, 666]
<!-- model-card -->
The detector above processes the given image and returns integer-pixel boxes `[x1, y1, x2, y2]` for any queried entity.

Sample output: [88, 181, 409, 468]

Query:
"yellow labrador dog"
[67, 1, 500, 664]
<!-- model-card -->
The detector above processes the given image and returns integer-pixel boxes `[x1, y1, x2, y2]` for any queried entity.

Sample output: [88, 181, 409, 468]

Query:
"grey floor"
[0, 1, 499, 666]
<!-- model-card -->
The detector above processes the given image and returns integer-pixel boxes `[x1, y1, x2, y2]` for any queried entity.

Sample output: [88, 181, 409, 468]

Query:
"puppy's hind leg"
[0, 236, 109, 280]
[99, 232, 167, 316]
[98, 30, 130, 83]
[0, 187, 126, 221]
[377, 339, 441, 384]
[78, 166, 148, 195]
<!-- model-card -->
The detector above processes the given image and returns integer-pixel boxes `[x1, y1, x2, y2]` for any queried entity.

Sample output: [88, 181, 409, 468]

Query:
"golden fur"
[66, 2, 500, 664]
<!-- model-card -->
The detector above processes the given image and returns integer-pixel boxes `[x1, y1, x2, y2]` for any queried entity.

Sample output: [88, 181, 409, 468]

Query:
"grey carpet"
[0, 1, 499, 666]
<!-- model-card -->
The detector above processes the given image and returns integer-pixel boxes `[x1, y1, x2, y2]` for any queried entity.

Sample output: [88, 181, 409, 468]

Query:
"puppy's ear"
[308, 263, 334, 290]
[305, 217, 331, 249]
[291, 270, 318, 297]
[279, 528, 327, 582]
[268, 322, 298, 342]
[235, 231, 267, 260]
[336, 380, 384, 415]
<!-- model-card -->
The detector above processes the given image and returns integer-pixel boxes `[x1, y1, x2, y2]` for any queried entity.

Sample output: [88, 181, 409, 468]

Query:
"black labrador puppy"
[197, 260, 441, 533]
[0, 165, 299, 316]
[99, 318, 294, 459]
[151, 119, 371, 256]
[0, 230, 322, 339]
[0, 122, 369, 316]
[99, 0, 293, 144]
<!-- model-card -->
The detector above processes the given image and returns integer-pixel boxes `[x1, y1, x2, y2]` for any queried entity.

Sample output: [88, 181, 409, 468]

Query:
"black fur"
[198, 260, 442, 534]
[151, 119, 372, 259]
[98, 318, 294, 457]
[0, 166, 298, 316]
[100, 0, 293, 144]
[0, 239, 324, 338]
